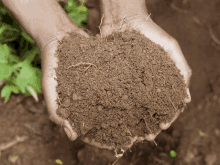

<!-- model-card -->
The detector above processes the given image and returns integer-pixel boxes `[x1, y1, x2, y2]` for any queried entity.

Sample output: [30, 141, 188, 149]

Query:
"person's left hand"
[40, 0, 92, 142]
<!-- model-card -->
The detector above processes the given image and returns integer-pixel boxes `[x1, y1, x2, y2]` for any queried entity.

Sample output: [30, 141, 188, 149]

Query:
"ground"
[0, 0, 220, 164]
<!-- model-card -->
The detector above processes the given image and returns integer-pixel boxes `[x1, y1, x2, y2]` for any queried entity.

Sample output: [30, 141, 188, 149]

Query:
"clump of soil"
[55, 29, 188, 150]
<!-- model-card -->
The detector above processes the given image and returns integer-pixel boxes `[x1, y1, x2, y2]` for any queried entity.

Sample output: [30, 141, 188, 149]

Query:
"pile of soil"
[55, 29, 188, 150]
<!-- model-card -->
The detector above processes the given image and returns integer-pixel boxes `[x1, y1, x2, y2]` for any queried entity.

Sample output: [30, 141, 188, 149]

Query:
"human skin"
[0, 0, 192, 150]
[0, 0, 89, 143]
[83, 0, 192, 147]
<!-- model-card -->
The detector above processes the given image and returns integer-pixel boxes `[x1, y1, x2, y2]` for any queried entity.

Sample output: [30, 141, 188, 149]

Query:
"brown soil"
[55, 29, 187, 149]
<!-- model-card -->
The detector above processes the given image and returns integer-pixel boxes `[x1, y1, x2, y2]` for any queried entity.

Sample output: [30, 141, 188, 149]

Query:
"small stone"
[97, 105, 102, 111]
[214, 128, 220, 136]
[122, 95, 128, 100]
[185, 150, 195, 163]
[205, 153, 217, 165]
[72, 93, 78, 101]
[118, 120, 123, 125]
[107, 91, 111, 96]
[110, 122, 117, 128]
[117, 88, 124, 96]
[213, 95, 218, 101]
[101, 123, 107, 129]
[157, 88, 161, 93]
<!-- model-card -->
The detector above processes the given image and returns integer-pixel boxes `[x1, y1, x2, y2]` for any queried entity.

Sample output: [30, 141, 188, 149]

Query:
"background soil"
[1, 0, 220, 164]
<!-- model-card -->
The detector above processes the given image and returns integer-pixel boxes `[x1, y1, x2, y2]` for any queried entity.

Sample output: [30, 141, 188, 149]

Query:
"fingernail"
[185, 88, 191, 103]
[64, 127, 72, 140]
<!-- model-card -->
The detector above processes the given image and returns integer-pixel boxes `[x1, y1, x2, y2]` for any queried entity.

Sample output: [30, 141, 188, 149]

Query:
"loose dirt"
[55, 29, 187, 150]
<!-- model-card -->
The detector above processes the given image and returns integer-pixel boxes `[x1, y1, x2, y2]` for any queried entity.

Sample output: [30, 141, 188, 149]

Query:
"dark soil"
[55, 29, 187, 150]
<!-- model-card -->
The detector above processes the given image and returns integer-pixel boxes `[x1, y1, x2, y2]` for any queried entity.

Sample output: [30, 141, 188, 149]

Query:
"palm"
[40, 30, 116, 149]
[100, 15, 191, 142]
[41, 36, 78, 140]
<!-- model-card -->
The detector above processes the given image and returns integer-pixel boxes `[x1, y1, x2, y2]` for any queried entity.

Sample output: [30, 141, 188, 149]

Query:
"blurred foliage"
[0, 0, 88, 103]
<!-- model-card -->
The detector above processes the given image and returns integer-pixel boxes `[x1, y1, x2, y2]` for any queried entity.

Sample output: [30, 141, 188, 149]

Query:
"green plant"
[0, 0, 89, 103]
[170, 150, 177, 157]
[63, 0, 88, 30]
[55, 159, 63, 164]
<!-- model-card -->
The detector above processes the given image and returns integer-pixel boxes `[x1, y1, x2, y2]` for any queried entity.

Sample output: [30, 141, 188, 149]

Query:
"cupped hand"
[99, 13, 192, 145]
[40, 28, 88, 141]
[40, 16, 116, 150]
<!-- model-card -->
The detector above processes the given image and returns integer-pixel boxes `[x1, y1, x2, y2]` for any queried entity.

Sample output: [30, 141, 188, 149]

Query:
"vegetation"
[0, 0, 88, 103]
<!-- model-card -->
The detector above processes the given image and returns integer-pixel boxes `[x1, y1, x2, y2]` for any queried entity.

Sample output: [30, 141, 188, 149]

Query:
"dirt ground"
[1, 0, 220, 164]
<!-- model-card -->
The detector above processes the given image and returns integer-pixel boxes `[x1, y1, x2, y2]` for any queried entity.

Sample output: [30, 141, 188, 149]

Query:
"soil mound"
[55, 29, 187, 150]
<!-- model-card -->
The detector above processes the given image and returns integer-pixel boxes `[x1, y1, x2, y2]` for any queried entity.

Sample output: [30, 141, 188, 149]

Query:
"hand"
[40, 21, 90, 141]
[98, 13, 192, 145]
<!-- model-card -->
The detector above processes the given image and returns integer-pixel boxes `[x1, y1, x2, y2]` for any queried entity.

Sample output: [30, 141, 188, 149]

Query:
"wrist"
[100, 0, 148, 27]
[0, 0, 78, 52]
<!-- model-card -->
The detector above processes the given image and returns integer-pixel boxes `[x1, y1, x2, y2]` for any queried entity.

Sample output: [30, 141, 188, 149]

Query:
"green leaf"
[199, 131, 205, 136]
[0, 6, 8, 15]
[27, 68, 42, 93]
[0, 43, 17, 64]
[0, 44, 9, 63]
[14, 65, 33, 93]
[7, 53, 20, 64]
[15, 76, 28, 93]
[0, 84, 20, 103]
[64, 1, 78, 13]
[170, 150, 177, 157]
[11, 85, 20, 94]
[12, 62, 24, 71]
[1, 85, 12, 103]
[21, 31, 35, 44]
[11, 157, 18, 160]
[0, 63, 13, 80]
[79, 0, 85, 4]
[55, 159, 63, 164]
[0, 23, 20, 42]
[21, 47, 39, 65]
[77, 5, 88, 13]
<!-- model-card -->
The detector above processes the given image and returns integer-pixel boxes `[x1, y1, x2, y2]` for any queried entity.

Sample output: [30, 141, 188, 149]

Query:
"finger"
[74, 27, 90, 38]
[63, 120, 78, 141]
[159, 110, 181, 130]
[168, 40, 192, 89]
[81, 137, 114, 150]
[184, 88, 191, 103]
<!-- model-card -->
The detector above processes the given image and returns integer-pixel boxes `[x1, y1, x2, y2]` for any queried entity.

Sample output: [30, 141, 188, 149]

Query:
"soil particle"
[55, 29, 188, 150]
